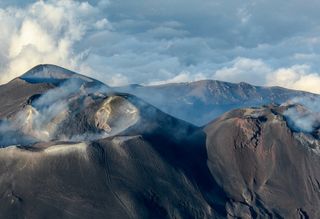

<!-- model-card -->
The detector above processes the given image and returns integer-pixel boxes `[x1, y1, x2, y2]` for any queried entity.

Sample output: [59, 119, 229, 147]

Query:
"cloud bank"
[1, 0, 320, 92]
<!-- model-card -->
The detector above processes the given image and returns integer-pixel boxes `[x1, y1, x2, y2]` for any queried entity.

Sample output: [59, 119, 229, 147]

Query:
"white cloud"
[148, 71, 206, 85]
[213, 58, 320, 94]
[95, 18, 111, 30]
[214, 58, 271, 85]
[1, 0, 320, 92]
[267, 65, 320, 94]
[0, 0, 107, 84]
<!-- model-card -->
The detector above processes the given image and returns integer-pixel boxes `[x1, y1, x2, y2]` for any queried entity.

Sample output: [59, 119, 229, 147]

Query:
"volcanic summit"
[0, 64, 319, 218]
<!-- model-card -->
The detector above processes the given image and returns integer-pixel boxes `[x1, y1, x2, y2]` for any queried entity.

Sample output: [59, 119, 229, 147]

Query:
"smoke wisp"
[283, 96, 320, 133]
[0, 76, 144, 147]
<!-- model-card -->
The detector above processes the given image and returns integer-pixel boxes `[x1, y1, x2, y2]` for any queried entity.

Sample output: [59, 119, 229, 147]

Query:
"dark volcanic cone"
[204, 105, 320, 218]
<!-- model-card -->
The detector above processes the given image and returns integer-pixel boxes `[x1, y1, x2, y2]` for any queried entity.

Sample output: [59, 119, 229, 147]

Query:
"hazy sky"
[1, 0, 320, 93]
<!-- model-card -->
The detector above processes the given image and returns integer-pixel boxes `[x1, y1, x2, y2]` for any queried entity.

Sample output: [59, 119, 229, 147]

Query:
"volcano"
[116, 80, 318, 126]
[0, 64, 319, 219]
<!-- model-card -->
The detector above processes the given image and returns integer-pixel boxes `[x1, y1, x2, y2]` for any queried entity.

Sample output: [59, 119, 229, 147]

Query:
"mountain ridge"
[0, 65, 319, 218]
[117, 79, 319, 126]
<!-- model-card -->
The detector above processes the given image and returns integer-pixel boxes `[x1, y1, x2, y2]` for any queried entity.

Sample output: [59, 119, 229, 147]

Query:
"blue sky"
[1, 0, 320, 93]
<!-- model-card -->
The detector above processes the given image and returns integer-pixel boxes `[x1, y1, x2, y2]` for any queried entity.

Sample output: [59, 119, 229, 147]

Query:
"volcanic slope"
[0, 65, 222, 218]
[204, 104, 320, 218]
[0, 65, 319, 218]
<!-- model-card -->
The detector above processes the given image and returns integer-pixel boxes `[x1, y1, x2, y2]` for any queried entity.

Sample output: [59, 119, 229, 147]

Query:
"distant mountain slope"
[116, 80, 319, 126]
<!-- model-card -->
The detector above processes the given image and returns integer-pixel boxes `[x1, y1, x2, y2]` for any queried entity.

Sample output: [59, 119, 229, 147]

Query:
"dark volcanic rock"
[0, 78, 54, 119]
[204, 106, 320, 218]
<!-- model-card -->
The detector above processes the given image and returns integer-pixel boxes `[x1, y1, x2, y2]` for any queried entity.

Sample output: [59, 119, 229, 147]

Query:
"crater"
[94, 96, 140, 135]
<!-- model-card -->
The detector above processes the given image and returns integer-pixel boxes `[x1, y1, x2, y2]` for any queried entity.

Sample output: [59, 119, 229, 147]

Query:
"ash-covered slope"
[204, 104, 320, 218]
[0, 65, 319, 218]
[0, 64, 193, 146]
[116, 80, 319, 126]
[0, 65, 220, 218]
[0, 64, 108, 119]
